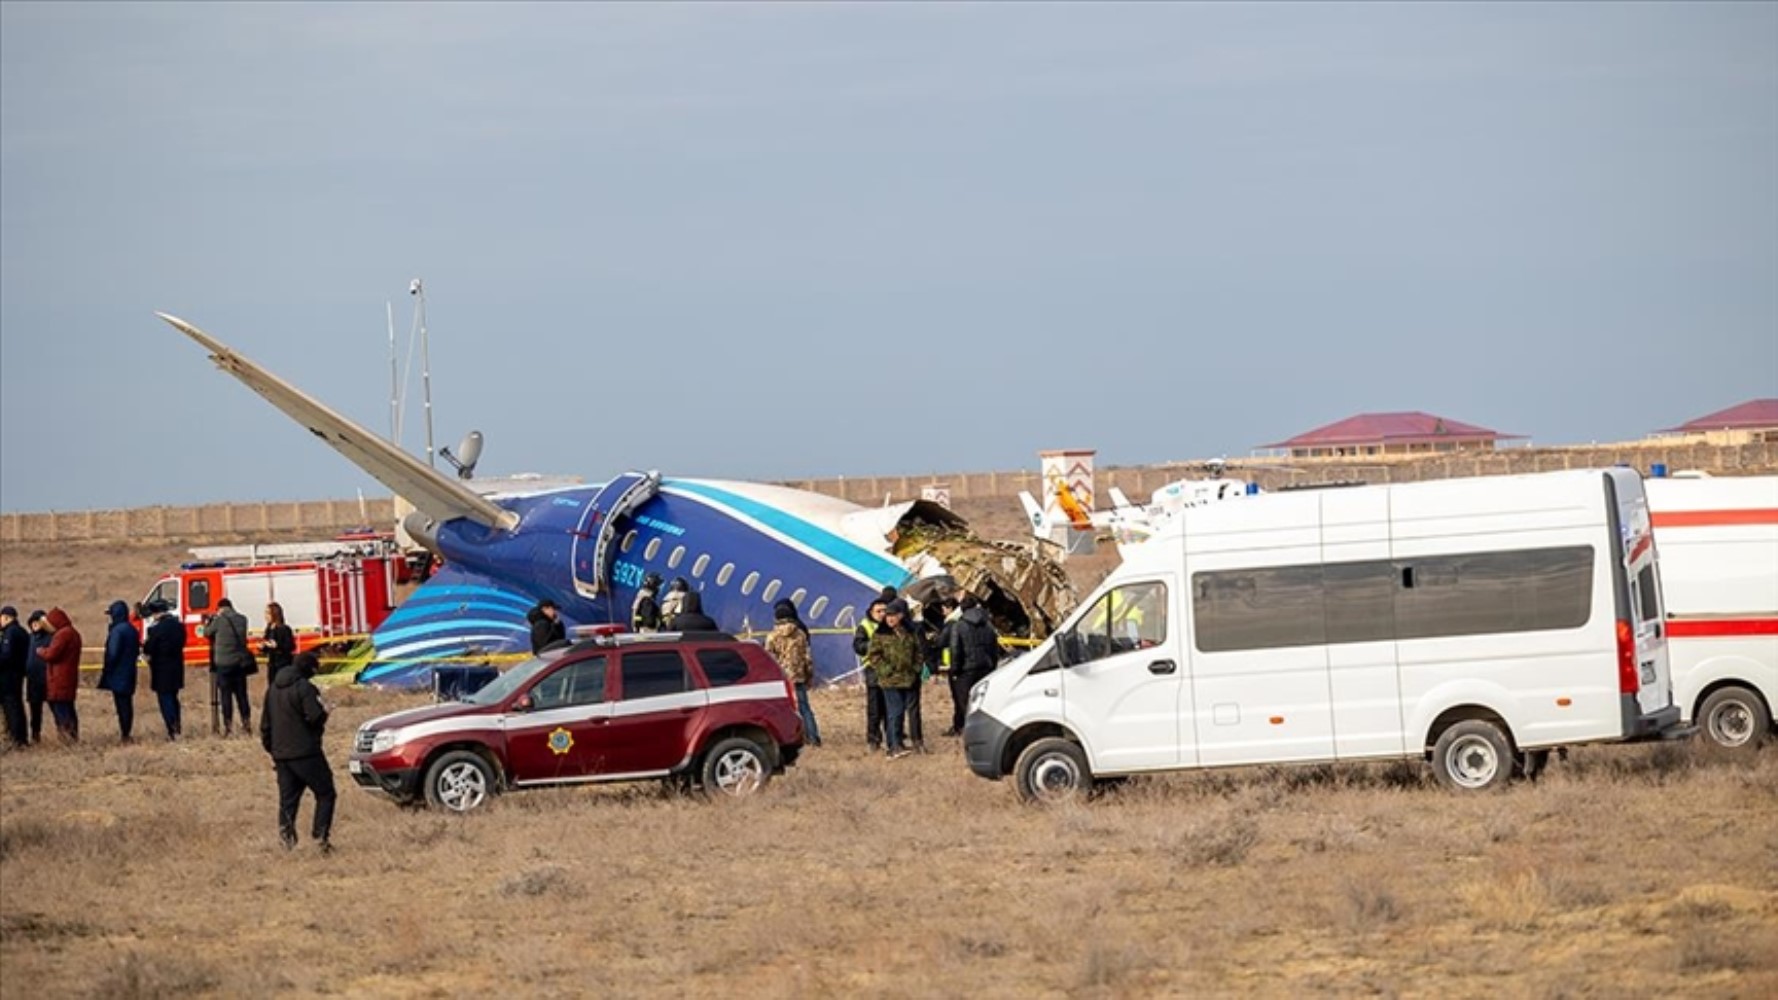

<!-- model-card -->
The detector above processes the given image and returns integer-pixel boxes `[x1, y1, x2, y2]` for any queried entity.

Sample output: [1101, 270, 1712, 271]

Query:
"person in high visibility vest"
[852, 598, 889, 751]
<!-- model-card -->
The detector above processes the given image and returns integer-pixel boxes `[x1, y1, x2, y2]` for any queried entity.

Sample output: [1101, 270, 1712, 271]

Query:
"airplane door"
[570, 472, 661, 601]
[1060, 578, 1188, 772]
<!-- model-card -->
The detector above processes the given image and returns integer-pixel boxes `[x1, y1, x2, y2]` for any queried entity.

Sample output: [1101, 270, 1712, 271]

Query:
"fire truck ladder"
[320, 556, 353, 638]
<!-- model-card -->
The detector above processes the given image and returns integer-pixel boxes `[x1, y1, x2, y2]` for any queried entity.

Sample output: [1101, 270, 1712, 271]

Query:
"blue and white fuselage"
[361, 478, 926, 687]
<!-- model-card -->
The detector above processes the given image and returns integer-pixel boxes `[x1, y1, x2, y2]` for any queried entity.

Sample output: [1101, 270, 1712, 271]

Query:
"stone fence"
[4, 441, 1772, 544]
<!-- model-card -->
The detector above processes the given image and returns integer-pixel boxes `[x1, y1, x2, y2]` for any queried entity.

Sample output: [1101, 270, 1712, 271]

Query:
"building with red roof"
[1260, 411, 1522, 459]
[1657, 398, 1778, 444]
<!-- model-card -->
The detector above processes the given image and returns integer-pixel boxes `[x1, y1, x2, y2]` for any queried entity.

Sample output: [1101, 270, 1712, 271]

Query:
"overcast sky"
[2, 2, 1774, 512]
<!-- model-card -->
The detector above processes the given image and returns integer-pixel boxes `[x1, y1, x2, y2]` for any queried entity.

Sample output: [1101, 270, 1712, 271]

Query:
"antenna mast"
[386, 301, 398, 443]
[411, 278, 436, 468]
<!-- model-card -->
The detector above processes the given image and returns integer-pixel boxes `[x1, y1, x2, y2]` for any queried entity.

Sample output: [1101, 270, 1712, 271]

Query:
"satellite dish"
[439, 430, 483, 480]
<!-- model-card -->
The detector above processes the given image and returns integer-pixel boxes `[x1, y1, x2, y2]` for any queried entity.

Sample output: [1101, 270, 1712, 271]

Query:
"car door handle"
[1148, 660, 1177, 675]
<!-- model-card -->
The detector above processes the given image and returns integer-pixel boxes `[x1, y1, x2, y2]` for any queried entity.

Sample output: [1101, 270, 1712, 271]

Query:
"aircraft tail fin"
[1017, 490, 1050, 539]
[156, 313, 518, 532]
[1108, 486, 1135, 510]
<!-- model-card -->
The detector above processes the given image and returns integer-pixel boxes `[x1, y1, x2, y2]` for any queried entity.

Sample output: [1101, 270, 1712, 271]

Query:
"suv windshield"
[462, 649, 567, 706]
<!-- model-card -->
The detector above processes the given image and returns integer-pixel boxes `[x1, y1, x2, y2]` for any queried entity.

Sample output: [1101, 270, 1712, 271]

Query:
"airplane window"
[620, 530, 638, 554]
[789, 588, 807, 607]
[762, 579, 781, 604]
[668, 546, 686, 570]
[644, 538, 662, 561]
[809, 596, 829, 621]
[741, 572, 760, 597]
[717, 563, 735, 587]
[692, 554, 710, 578]
[835, 605, 856, 629]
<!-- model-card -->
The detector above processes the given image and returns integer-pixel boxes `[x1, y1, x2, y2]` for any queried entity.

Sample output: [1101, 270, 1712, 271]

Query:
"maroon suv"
[348, 632, 804, 812]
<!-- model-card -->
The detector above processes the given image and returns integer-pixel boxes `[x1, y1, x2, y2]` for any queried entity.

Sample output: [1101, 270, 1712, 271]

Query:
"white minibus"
[1645, 474, 1777, 750]
[965, 469, 1684, 799]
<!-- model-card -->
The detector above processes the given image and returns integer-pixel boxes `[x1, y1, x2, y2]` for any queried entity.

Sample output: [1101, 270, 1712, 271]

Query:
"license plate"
[348, 759, 365, 775]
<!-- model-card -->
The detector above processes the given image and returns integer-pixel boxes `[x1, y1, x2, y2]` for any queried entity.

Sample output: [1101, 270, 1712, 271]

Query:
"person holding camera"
[202, 598, 255, 736]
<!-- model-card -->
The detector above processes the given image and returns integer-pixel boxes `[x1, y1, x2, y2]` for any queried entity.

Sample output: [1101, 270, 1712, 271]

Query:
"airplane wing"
[156, 312, 518, 532]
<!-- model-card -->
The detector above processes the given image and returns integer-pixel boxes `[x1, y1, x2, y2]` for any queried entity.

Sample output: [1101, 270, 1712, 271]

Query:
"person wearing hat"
[527, 599, 566, 654]
[24, 611, 51, 744]
[659, 577, 690, 625]
[98, 600, 141, 743]
[0, 606, 29, 748]
[141, 600, 187, 740]
[261, 652, 335, 852]
[852, 598, 890, 751]
[632, 573, 664, 633]
[40, 608, 82, 743]
[868, 599, 924, 759]
[765, 602, 821, 747]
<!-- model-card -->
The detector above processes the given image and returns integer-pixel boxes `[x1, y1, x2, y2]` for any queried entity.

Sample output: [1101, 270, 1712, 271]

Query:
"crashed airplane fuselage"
[156, 313, 1072, 688]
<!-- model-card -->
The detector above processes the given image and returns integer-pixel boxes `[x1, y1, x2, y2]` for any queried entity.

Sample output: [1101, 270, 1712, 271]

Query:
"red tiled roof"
[1261, 411, 1520, 449]
[1661, 398, 1778, 433]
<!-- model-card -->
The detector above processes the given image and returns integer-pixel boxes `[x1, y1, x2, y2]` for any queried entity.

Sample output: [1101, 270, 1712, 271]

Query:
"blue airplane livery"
[156, 313, 1073, 689]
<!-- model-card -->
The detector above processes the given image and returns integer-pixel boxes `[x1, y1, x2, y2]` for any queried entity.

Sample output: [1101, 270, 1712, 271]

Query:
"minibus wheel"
[1013, 737, 1090, 804]
[1698, 686, 1770, 750]
[1431, 720, 1513, 792]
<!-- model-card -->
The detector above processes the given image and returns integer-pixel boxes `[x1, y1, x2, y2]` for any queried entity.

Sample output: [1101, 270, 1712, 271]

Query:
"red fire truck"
[139, 533, 410, 666]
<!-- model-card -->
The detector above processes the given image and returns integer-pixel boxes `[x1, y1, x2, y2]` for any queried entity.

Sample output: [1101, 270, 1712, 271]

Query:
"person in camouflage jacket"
[869, 600, 924, 758]
[765, 605, 821, 747]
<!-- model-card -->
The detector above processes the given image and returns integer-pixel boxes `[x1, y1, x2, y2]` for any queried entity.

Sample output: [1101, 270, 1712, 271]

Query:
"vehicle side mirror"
[512, 694, 534, 713]
[1056, 631, 1080, 668]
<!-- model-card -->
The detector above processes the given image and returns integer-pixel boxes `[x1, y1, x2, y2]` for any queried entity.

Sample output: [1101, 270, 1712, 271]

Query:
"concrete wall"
[3, 441, 1772, 544]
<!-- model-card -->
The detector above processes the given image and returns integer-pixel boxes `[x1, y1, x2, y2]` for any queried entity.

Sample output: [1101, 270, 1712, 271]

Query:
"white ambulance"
[1645, 475, 1777, 750]
[964, 469, 1684, 799]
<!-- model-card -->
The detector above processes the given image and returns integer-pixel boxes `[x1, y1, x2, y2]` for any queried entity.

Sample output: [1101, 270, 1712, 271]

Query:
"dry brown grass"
[4, 531, 1777, 997]
[2, 684, 1775, 999]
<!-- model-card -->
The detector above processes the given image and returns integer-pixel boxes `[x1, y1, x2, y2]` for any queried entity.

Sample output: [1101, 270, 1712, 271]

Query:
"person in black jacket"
[97, 600, 140, 743]
[24, 611, 50, 744]
[261, 602, 296, 681]
[142, 601, 187, 740]
[852, 599, 889, 751]
[666, 591, 719, 632]
[632, 573, 664, 632]
[0, 606, 28, 748]
[946, 594, 1005, 734]
[527, 600, 566, 654]
[261, 652, 335, 852]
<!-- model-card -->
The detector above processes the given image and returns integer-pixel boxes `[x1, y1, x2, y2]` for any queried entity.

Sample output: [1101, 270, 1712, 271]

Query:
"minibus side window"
[1068, 583, 1168, 665]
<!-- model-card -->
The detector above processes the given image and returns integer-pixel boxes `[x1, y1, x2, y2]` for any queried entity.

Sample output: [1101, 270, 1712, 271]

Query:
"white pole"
[415, 279, 436, 468]
[387, 301, 398, 444]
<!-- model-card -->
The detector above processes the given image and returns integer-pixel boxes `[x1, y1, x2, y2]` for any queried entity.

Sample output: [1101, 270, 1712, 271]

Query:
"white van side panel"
[1390, 475, 1620, 749]
[1321, 488, 1406, 759]
[1185, 493, 1337, 766]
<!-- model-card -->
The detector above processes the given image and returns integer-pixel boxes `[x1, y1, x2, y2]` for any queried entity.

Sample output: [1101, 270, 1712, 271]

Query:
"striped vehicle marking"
[1651, 508, 1778, 528]
[376, 680, 789, 743]
[513, 770, 670, 788]
[1666, 617, 1778, 638]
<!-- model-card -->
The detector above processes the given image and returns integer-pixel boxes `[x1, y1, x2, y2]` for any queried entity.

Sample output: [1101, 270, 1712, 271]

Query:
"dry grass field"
[2, 519, 1776, 998]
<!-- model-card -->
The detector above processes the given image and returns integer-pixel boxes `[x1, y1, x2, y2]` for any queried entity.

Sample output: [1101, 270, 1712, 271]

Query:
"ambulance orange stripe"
[1651, 508, 1778, 528]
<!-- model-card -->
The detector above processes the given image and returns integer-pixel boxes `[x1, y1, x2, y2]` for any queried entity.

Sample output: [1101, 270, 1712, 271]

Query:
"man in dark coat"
[666, 591, 719, 632]
[24, 611, 50, 744]
[203, 597, 255, 735]
[261, 652, 336, 852]
[527, 600, 566, 654]
[142, 601, 187, 740]
[98, 600, 140, 743]
[0, 606, 29, 748]
[946, 594, 1005, 734]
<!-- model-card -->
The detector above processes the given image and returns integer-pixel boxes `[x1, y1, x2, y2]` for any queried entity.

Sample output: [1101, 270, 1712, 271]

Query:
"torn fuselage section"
[886, 509, 1078, 641]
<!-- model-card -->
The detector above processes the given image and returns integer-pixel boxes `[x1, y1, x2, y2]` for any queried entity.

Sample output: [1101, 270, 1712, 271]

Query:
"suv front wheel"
[425, 750, 497, 813]
[700, 737, 771, 798]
